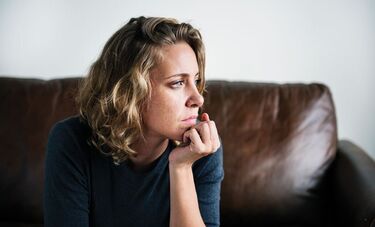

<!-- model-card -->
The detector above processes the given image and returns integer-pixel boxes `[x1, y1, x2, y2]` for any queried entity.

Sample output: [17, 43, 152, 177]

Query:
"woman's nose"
[186, 86, 204, 108]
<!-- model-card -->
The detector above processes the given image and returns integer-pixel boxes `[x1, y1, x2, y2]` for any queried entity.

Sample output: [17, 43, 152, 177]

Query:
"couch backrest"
[0, 77, 337, 226]
[204, 81, 337, 226]
[0, 77, 80, 223]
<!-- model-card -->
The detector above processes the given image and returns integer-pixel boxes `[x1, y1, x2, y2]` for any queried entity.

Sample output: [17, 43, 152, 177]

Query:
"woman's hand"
[169, 113, 220, 169]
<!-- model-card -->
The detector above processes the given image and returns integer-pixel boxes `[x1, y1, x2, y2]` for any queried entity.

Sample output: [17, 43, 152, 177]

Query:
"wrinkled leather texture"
[0, 77, 373, 227]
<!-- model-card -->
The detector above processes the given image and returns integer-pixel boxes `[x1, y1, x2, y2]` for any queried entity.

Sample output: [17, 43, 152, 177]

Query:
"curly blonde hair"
[76, 16, 206, 164]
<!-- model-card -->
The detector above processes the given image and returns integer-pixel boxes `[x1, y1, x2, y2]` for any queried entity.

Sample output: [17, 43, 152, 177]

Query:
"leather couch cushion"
[204, 81, 337, 226]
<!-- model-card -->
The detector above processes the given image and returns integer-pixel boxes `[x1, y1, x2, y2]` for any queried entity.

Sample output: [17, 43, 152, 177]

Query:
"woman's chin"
[168, 132, 184, 142]
[170, 135, 183, 142]
[166, 127, 191, 143]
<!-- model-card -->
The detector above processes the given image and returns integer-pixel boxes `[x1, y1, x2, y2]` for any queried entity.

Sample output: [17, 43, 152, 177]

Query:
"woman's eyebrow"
[165, 72, 200, 79]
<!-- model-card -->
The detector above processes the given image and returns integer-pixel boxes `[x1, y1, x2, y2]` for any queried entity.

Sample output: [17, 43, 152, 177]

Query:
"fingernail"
[201, 113, 209, 121]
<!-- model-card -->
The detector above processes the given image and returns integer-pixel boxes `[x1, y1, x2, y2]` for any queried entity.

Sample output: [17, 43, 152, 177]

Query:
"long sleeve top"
[44, 115, 224, 227]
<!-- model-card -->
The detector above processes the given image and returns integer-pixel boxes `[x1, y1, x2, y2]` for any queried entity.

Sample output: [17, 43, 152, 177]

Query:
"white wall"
[1, 0, 374, 159]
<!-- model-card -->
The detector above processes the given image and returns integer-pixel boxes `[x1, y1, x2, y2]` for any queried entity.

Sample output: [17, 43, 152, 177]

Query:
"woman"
[44, 16, 224, 227]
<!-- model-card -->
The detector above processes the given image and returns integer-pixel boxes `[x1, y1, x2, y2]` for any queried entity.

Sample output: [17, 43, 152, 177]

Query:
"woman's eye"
[195, 79, 201, 86]
[171, 80, 184, 88]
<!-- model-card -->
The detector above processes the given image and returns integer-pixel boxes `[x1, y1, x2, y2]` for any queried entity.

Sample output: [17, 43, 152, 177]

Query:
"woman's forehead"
[152, 43, 199, 79]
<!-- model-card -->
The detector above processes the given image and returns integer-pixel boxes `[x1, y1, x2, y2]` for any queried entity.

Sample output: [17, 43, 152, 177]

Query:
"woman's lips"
[182, 115, 198, 126]
[182, 118, 197, 125]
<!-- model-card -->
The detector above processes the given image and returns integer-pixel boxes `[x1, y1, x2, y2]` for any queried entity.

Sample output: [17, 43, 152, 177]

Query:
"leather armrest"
[331, 140, 375, 227]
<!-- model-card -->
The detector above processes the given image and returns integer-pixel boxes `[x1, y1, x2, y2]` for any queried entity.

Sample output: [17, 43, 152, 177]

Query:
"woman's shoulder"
[45, 115, 93, 203]
[47, 115, 93, 164]
[49, 115, 91, 142]
[51, 114, 90, 133]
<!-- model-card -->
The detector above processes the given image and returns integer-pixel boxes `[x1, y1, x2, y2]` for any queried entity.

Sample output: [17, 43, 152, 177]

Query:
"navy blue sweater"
[44, 116, 224, 227]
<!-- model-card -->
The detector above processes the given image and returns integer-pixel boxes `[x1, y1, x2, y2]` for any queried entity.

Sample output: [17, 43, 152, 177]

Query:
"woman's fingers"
[171, 113, 220, 166]
[187, 112, 220, 154]
[197, 122, 211, 145]
[208, 120, 220, 150]
[186, 128, 205, 153]
[200, 112, 220, 150]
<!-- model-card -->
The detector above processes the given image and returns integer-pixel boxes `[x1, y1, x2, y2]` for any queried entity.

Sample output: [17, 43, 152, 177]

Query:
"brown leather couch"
[0, 77, 374, 227]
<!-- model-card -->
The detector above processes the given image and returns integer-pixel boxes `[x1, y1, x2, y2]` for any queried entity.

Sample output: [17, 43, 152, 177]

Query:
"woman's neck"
[129, 137, 169, 171]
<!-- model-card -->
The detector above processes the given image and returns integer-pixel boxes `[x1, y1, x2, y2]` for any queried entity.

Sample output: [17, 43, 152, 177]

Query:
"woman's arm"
[169, 163, 205, 227]
[168, 113, 222, 227]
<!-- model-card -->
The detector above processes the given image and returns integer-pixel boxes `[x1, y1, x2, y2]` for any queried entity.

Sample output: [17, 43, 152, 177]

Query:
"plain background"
[1, 0, 374, 159]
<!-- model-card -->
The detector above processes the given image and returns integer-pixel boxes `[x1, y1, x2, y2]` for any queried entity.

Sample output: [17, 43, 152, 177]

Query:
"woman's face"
[142, 42, 204, 141]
